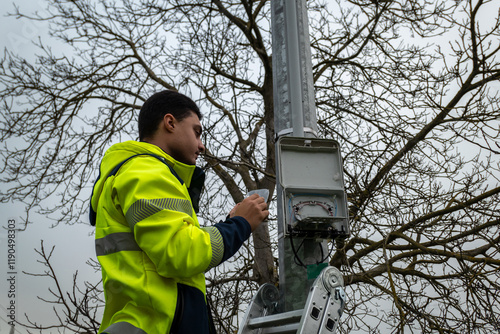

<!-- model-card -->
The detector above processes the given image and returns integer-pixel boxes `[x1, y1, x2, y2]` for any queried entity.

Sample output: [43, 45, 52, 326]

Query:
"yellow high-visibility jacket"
[90, 141, 251, 334]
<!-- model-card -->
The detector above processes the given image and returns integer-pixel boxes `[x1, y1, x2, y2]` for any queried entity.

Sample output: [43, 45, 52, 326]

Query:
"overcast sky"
[1, 1, 499, 333]
[0, 2, 100, 333]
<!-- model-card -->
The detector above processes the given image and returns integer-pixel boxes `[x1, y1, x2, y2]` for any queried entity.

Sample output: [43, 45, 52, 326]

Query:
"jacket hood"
[90, 141, 198, 224]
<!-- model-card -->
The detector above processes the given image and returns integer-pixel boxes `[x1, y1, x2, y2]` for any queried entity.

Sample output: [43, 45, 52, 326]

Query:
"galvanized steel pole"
[271, 0, 329, 312]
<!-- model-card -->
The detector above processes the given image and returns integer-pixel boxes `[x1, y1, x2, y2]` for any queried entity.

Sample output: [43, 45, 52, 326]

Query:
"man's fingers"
[249, 193, 267, 204]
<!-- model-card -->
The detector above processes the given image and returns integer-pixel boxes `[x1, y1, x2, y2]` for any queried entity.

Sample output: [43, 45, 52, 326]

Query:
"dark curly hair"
[138, 90, 202, 141]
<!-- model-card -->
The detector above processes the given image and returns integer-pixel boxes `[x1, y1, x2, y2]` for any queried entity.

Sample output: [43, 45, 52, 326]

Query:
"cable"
[289, 231, 306, 268]
[318, 239, 335, 264]
[287, 193, 339, 268]
[289, 231, 336, 268]
[288, 193, 338, 224]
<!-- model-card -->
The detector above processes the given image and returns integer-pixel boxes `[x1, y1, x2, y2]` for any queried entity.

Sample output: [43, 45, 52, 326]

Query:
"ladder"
[238, 266, 346, 334]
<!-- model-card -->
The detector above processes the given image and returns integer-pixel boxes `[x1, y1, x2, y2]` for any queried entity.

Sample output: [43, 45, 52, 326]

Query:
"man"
[90, 90, 269, 333]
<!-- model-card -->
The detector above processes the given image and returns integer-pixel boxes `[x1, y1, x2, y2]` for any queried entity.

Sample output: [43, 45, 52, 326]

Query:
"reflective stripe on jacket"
[91, 141, 250, 334]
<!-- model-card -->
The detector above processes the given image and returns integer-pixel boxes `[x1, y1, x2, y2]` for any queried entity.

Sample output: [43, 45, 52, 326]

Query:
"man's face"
[167, 112, 205, 165]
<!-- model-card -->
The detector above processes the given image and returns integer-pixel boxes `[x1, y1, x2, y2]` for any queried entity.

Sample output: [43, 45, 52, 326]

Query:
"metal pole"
[284, 0, 304, 137]
[272, 0, 317, 138]
[271, 0, 328, 312]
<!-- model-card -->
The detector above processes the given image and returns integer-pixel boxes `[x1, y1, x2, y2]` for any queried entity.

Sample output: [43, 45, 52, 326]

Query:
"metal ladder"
[238, 266, 346, 334]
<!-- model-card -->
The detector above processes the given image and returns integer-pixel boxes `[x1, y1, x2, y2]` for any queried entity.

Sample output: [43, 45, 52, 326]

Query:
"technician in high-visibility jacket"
[90, 90, 269, 334]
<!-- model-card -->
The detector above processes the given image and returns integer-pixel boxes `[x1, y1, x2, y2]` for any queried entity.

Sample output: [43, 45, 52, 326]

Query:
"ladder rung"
[248, 309, 304, 329]
[260, 323, 300, 334]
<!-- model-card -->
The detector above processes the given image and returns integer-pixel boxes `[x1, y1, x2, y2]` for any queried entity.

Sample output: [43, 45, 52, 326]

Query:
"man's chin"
[186, 158, 197, 165]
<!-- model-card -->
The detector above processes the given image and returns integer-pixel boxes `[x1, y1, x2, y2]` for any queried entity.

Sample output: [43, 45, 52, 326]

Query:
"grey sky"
[1, 1, 499, 333]
[0, 2, 100, 333]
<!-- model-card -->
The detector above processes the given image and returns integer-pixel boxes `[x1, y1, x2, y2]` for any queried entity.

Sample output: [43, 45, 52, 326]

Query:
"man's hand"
[230, 194, 269, 232]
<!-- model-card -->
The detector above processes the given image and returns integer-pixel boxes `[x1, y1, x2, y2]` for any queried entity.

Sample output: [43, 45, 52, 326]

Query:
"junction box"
[277, 137, 349, 240]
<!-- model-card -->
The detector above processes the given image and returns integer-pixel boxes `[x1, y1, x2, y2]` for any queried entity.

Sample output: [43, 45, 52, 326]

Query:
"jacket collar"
[102, 141, 197, 187]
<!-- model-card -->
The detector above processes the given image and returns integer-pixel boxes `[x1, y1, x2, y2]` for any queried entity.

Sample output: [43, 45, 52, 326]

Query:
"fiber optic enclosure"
[277, 137, 349, 239]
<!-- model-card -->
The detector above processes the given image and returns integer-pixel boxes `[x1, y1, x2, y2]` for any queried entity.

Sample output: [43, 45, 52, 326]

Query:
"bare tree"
[21, 241, 102, 333]
[313, 0, 500, 332]
[1, 0, 499, 333]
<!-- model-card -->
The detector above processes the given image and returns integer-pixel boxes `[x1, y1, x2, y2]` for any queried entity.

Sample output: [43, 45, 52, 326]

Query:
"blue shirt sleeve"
[214, 216, 252, 262]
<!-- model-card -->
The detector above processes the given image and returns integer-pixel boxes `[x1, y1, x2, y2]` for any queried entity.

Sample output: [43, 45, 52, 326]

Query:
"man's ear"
[163, 114, 176, 133]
